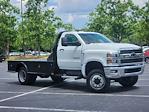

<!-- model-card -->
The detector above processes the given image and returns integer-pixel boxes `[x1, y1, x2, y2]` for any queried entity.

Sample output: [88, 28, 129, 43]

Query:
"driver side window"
[62, 34, 79, 46]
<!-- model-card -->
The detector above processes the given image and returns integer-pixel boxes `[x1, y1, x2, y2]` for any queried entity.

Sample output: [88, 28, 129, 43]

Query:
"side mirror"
[62, 38, 68, 46]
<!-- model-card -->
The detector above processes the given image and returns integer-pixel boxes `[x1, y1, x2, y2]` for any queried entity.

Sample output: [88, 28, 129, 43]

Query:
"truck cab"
[8, 31, 144, 92]
[57, 32, 143, 75]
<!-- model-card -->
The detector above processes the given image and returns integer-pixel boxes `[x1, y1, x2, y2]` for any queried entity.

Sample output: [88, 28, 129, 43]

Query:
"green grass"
[7, 55, 48, 61]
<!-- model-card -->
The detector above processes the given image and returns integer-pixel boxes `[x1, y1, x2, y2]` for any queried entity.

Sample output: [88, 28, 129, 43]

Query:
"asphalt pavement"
[0, 62, 149, 112]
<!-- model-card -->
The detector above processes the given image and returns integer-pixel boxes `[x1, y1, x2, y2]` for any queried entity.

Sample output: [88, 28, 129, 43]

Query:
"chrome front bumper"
[104, 64, 145, 78]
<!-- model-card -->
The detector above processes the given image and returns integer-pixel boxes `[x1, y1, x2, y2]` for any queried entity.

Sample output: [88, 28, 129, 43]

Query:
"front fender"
[81, 58, 105, 78]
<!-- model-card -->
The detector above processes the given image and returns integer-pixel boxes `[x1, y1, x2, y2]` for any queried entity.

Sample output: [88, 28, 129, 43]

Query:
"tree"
[23, 0, 48, 55]
[142, 2, 149, 45]
[16, 0, 73, 55]
[129, 2, 149, 46]
[0, 0, 19, 56]
[87, 0, 139, 43]
[139, 2, 149, 45]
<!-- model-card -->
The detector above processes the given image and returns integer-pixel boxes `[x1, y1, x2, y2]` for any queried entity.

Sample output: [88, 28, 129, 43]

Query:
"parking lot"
[0, 62, 149, 112]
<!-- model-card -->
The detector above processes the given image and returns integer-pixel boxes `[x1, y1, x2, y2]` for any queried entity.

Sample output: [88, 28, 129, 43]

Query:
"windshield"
[78, 33, 112, 44]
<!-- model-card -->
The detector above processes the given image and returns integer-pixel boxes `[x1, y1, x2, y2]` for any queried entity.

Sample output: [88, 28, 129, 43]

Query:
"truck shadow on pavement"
[8, 80, 139, 93]
[48, 81, 139, 93]
[8, 80, 55, 88]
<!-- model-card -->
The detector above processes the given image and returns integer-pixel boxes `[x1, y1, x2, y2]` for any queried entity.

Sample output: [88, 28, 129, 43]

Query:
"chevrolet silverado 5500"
[8, 31, 144, 92]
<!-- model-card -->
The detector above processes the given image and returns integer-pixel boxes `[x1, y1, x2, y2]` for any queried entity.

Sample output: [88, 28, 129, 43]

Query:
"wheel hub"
[94, 78, 101, 85]
[90, 74, 105, 90]
[19, 70, 26, 82]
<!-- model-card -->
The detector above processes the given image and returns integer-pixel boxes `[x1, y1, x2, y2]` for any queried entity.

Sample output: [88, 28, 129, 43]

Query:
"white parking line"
[0, 78, 16, 80]
[0, 84, 149, 94]
[0, 106, 103, 112]
[35, 92, 149, 98]
[1, 90, 149, 98]
[0, 87, 49, 103]
[136, 84, 149, 87]
[139, 79, 149, 80]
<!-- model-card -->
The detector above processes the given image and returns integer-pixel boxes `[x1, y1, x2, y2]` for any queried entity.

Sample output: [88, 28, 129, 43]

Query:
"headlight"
[107, 52, 118, 64]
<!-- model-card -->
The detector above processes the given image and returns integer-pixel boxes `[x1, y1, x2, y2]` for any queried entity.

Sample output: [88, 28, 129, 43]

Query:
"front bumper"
[104, 64, 144, 78]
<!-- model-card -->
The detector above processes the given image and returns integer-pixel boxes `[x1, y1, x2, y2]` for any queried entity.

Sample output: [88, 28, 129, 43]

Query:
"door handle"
[59, 49, 64, 51]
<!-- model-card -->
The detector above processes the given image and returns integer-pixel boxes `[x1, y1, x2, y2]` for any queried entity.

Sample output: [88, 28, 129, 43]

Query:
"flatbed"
[8, 60, 53, 78]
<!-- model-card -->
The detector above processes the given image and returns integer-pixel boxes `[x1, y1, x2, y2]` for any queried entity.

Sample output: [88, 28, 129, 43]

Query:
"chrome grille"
[120, 49, 143, 64]
[120, 49, 142, 54]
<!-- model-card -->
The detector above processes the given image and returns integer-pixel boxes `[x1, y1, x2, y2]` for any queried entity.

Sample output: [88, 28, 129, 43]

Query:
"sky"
[10, 0, 148, 29]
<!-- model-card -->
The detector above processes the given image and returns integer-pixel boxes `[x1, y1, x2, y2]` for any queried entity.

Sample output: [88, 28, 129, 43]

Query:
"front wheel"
[87, 69, 110, 92]
[118, 76, 138, 87]
[18, 67, 37, 85]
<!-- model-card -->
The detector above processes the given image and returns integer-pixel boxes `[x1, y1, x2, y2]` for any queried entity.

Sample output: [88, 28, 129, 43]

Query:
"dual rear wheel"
[18, 67, 37, 85]
[18, 67, 64, 85]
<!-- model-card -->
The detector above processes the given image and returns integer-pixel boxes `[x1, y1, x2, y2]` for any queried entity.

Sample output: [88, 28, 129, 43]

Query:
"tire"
[51, 75, 64, 83]
[87, 69, 110, 92]
[118, 76, 138, 87]
[145, 57, 149, 63]
[18, 67, 37, 85]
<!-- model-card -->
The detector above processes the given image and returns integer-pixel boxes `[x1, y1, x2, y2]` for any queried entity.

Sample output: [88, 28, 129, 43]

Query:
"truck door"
[57, 34, 82, 70]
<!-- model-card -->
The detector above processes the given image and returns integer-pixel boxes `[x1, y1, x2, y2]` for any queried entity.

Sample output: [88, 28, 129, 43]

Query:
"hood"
[84, 43, 141, 51]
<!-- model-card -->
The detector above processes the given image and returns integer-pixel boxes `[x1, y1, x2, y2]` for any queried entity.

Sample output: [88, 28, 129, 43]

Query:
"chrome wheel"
[87, 69, 110, 92]
[90, 73, 106, 90]
[18, 69, 26, 83]
[18, 67, 37, 85]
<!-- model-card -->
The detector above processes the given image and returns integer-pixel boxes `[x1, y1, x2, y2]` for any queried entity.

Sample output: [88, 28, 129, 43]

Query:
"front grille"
[125, 68, 141, 73]
[120, 49, 142, 54]
[121, 58, 143, 63]
[120, 49, 143, 64]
